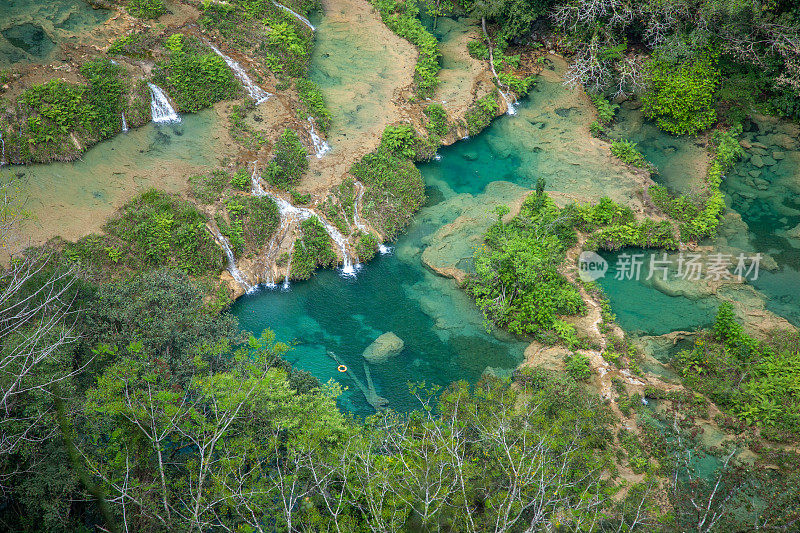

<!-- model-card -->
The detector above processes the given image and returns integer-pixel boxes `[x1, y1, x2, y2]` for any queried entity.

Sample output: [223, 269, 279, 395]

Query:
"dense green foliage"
[78, 60, 127, 140]
[590, 93, 619, 125]
[295, 78, 332, 132]
[350, 125, 426, 239]
[290, 217, 337, 280]
[264, 128, 309, 188]
[1, 267, 624, 533]
[641, 51, 721, 135]
[63, 190, 224, 281]
[675, 303, 800, 439]
[198, 0, 317, 77]
[460, 0, 552, 43]
[155, 34, 240, 113]
[355, 232, 379, 262]
[372, 0, 441, 97]
[465, 193, 585, 342]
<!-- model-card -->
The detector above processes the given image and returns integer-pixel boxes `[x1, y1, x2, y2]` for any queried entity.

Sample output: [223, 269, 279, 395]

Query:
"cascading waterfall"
[378, 243, 393, 255]
[212, 228, 253, 291]
[207, 43, 272, 104]
[0, 131, 6, 166]
[272, 1, 315, 31]
[307, 118, 331, 158]
[121, 112, 128, 132]
[251, 171, 357, 276]
[282, 243, 294, 289]
[147, 83, 181, 123]
[482, 19, 517, 116]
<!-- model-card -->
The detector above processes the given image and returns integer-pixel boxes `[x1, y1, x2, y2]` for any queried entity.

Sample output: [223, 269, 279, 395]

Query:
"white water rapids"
[147, 83, 181, 123]
[207, 42, 272, 104]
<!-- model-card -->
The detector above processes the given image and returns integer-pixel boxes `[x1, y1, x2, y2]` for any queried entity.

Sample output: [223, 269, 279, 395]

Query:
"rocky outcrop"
[362, 332, 405, 363]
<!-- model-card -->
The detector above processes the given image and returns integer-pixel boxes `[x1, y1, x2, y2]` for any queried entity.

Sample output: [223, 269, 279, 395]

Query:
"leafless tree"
[0, 183, 84, 490]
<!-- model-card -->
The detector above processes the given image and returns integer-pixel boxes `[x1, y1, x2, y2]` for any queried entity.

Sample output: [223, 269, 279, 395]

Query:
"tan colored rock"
[363, 332, 405, 364]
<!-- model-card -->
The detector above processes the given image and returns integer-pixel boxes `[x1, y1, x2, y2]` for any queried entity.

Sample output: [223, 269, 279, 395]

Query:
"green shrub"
[99, 189, 224, 275]
[589, 93, 619, 125]
[355, 232, 379, 262]
[380, 124, 417, 158]
[465, 193, 585, 339]
[263, 128, 308, 188]
[424, 103, 448, 137]
[128, 0, 167, 19]
[350, 130, 426, 239]
[16, 59, 128, 159]
[464, 92, 500, 136]
[589, 120, 605, 137]
[642, 51, 720, 135]
[498, 71, 536, 96]
[230, 168, 251, 190]
[674, 305, 800, 436]
[79, 59, 127, 140]
[190, 170, 229, 204]
[467, 39, 489, 60]
[648, 126, 742, 241]
[225, 195, 280, 249]
[610, 139, 649, 169]
[290, 189, 312, 205]
[266, 21, 312, 77]
[291, 217, 337, 280]
[566, 352, 592, 381]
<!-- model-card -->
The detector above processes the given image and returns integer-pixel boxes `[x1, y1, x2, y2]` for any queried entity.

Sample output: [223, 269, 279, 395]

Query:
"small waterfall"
[272, 1, 315, 30]
[212, 228, 253, 291]
[482, 24, 517, 116]
[0, 131, 6, 166]
[147, 83, 181, 124]
[307, 118, 330, 158]
[207, 43, 271, 104]
[121, 112, 129, 132]
[378, 244, 393, 255]
[317, 214, 356, 276]
[282, 243, 294, 289]
[252, 172, 357, 276]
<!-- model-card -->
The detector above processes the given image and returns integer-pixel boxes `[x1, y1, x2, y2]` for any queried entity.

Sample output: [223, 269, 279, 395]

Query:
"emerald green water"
[0, 0, 110, 67]
[597, 249, 717, 336]
[720, 116, 800, 326]
[230, 62, 656, 414]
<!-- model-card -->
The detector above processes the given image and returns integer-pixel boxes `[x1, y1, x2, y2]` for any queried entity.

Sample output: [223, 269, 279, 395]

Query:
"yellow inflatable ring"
[337, 364, 347, 372]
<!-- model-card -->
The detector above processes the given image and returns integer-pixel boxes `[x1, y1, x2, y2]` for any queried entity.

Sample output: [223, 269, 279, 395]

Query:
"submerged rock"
[362, 332, 405, 363]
